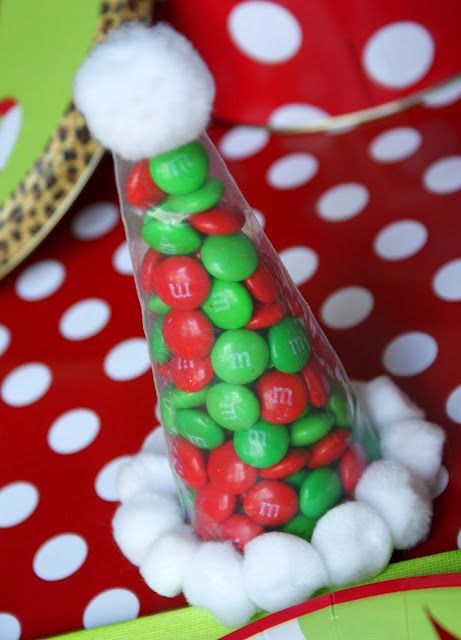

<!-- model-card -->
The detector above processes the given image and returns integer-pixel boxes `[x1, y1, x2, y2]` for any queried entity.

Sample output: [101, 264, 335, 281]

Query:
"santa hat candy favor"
[74, 23, 443, 626]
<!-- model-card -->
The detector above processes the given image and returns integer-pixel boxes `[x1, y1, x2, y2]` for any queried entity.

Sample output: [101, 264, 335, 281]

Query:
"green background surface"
[0, 0, 100, 205]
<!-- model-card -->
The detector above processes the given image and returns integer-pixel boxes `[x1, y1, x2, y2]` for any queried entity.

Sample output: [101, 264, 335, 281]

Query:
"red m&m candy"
[126, 159, 164, 209]
[195, 513, 222, 541]
[260, 449, 310, 480]
[244, 259, 278, 304]
[170, 438, 207, 489]
[189, 207, 245, 235]
[220, 514, 263, 551]
[162, 310, 214, 359]
[195, 484, 236, 523]
[154, 256, 210, 310]
[308, 429, 350, 468]
[301, 356, 330, 408]
[208, 441, 258, 495]
[246, 301, 285, 330]
[339, 446, 367, 495]
[243, 480, 298, 526]
[169, 356, 213, 392]
[141, 248, 162, 294]
[256, 371, 308, 424]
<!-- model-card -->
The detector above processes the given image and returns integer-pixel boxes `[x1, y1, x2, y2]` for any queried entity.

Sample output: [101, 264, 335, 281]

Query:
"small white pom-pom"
[380, 419, 445, 484]
[355, 460, 432, 549]
[243, 532, 327, 613]
[140, 528, 199, 597]
[183, 541, 255, 627]
[142, 426, 168, 455]
[112, 491, 182, 566]
[311, 502, 392, 586]
[358, 376, 424, 432]
[74, 22, 215, 160]
[117, 452, 176, 501]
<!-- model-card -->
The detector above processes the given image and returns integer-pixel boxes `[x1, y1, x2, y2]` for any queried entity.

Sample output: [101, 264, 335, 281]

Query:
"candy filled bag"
[113, 132, 380, 543]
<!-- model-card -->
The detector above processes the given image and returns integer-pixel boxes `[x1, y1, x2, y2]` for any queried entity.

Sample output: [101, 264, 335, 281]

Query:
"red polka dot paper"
[167, 0, 461, 123]
[2, 95, 461, 640]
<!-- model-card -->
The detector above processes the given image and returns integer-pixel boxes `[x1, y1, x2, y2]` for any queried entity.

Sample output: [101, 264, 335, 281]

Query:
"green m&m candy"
[327, 385, 351, 427]
[268, 316, 310, 373]
[201, 232, 258, 281]
[148, 295, 172, 315]
[150, 317, 170, 363]
[172, 386, 209, 409]
[211, 329, 269, 384]
[206, 383, 260, 431]
[142, 218, 201, 255]
[159, 392, 177, 435]
[166, 179, 224, 214]
[290, 410, 334, 446]
[284, 468, 309, 489]
[177, 409, 224, 449]
[234, 419, 289, 468]
[202, 279, 253, 329]
[299, 468, 342, 519]
[282, 513, 317, 540]
[149, 141, 208, 195]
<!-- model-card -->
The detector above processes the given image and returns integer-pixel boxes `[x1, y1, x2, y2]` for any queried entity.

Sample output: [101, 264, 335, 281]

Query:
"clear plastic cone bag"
[114, 133, 380, 548]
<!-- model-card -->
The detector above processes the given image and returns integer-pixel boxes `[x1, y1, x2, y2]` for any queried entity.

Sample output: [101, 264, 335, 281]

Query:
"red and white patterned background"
[1, 2, 461, 639]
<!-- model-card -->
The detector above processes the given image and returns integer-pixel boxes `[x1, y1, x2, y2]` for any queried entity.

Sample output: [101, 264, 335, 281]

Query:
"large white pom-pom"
[380, 419, 445, 484]
[140, 527, 199, 597]
[357, 376, 424, 432]
[183, 541, 255, 628]
[112, 491, 183, 566]
[117, 452, 177, 501]
[311, 502, 392, 586]
[74, 22, 215, 160]
[355, 460, 432, 549]
[242, 532, 327, 613]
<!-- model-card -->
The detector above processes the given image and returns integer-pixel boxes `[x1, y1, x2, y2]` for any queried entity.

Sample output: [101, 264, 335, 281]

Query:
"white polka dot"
[59, 298, 111, 341]
[0, 613, 21, 640]
[458, 529, 461, 550]
[383, 332, 438, 376]
[142, 426, 168, 454]
[317, 183, 369, 221]
[433, 259, 461, 301]
[71, 202, 118, 240]
[0, 482, 39, 527]
[219, 126, 269, 160]
[431, 465, 449, 498]
[369, 127, 422, 163]
[269, 103, 330, 129]
[363, 21, 434, 89]
[423, 77, 461, 108]
[104, 338, 150, 381]
[48, 409, 100, 455]
[446, 385, 461, 424]
[95, 455, 132, 501]
[0, 325, 11, 357]
[33, 533, 88, 581]
[374, 220, 427, 261]
[266, 153, 318, 190]
[228, 1, 302, 64]
[1, 363, 52, 407]
[423, 156, 461, 194]
[83, 588, 140, 629]
[252, 208, 266, 228]
[113, 242, 133, 275]
[321, 287, 374, 329]
[279, 246, 319, 285]
[15, 259, 65, 301]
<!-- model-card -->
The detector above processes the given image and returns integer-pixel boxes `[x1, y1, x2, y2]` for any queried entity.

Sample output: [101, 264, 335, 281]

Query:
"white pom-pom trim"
[111, 377, 444, 625]
[74, 23, 215, 161]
